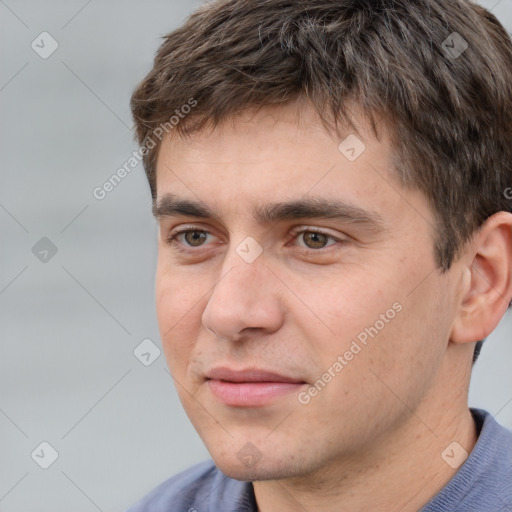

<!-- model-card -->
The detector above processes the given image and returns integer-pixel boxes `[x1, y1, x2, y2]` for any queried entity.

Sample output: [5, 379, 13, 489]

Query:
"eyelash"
[165, 226, 345, 253]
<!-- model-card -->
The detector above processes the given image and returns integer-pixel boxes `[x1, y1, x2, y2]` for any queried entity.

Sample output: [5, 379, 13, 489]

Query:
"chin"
[211, 452, 310, 482]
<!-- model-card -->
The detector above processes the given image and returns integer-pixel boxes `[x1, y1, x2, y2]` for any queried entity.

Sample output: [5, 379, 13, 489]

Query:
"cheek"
[301, 266, 395, 346]
[155, 254, 206, 323]
[346, 276, 452, 411]
[296, 261, 430, 394]
[155, 265, 204, 372]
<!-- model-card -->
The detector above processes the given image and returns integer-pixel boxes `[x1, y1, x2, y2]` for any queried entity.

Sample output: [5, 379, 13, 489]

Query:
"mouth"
[205, 367, 307, 407]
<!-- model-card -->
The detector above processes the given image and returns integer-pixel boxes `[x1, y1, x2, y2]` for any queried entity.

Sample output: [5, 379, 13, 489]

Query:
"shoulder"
[126, 459, 253, 512]
[457, 408, 512, 505]
[422, 408, 512, 512]
[474, 407, 512, 474]
[470, 407, 512, 473]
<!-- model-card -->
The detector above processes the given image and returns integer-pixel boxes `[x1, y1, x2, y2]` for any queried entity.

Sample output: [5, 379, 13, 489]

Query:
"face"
[154, 101, 461, 482]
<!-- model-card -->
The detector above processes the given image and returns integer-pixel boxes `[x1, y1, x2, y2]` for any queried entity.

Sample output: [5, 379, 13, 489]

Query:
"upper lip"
[206, 367, 305, 383]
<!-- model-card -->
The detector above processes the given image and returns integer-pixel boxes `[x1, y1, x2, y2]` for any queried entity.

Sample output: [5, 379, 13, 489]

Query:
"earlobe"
[450, 212, 512, 344]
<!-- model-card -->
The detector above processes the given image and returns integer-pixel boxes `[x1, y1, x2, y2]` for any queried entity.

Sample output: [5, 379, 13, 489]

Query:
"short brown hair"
[131, 0, 512, 276]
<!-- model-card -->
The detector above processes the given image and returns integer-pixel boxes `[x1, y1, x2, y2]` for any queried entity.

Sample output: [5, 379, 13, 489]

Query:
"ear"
[450, 211, 512, 344]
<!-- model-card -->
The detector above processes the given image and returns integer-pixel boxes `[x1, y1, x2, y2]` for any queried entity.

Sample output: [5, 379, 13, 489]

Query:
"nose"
[201, 250, 284, 342]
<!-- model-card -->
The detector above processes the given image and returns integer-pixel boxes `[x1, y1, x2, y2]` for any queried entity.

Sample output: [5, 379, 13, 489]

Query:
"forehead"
[153, 102, 424, 226]
[157, 102, 391, 177]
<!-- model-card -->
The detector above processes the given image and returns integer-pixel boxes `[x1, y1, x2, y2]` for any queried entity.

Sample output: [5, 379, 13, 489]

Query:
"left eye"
[292, 230, 339, 250]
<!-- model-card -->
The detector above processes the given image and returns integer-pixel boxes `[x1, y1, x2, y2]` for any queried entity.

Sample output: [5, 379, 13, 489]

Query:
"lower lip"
[207, 380, 305, 407]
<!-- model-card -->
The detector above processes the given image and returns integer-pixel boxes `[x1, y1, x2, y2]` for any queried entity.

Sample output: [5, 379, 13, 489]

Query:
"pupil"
[306, 232, 326, 248]
[187, 231, 206, 246]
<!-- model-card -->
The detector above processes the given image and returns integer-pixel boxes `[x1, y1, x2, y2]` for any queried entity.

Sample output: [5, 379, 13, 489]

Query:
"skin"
[153, 99, 512, 512]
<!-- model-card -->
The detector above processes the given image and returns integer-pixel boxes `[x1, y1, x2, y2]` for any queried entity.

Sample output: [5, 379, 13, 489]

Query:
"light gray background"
[0, 1, 511, 511]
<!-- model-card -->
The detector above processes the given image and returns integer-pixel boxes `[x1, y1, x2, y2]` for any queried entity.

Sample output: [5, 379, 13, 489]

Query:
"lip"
[206, 367, 305, 384]
[206, 367, 306, 407]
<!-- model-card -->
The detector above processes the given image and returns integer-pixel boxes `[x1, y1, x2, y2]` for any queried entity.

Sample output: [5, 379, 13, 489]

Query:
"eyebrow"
[153, 193, 386, 232]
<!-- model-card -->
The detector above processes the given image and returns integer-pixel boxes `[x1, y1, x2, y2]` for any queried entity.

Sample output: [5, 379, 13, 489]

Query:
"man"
[127, 0, 512, 510]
